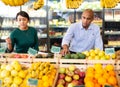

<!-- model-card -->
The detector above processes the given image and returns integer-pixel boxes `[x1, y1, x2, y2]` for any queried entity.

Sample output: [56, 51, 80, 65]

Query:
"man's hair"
[82, 9, 94, 19]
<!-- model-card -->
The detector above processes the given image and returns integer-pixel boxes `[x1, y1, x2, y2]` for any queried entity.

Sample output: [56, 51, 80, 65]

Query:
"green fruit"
[71, 54, 79, 59]
[64, 54, 71, 59]
[77, 53, 86, 59]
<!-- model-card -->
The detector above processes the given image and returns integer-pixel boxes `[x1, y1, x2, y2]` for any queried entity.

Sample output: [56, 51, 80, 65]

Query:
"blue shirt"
[62, 21, 103, 52]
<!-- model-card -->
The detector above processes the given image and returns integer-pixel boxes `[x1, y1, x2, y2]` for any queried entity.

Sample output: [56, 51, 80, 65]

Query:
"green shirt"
[10, 27, 39, 53]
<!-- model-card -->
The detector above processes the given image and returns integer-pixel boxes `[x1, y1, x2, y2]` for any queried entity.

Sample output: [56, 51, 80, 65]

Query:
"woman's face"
[17, 15, 29, 30]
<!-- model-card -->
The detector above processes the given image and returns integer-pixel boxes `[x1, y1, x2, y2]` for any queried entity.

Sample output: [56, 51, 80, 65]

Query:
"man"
[61, 9, 103, 55]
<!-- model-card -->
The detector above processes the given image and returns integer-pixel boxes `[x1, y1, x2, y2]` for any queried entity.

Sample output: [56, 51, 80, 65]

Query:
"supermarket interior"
[0, 0, 120, 87]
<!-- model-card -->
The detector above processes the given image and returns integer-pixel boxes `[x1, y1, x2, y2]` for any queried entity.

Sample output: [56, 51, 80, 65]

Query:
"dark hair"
[16, 11, 30, 20]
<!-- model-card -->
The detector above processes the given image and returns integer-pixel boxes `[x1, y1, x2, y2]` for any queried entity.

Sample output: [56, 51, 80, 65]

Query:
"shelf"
[104, 31, 120, 35]
[104, 45, 120, 48]
[49, 25, 68, 28]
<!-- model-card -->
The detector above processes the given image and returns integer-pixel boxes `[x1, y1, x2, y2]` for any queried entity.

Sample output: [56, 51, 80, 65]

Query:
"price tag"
[27, 48, 38, 55]
[104, 85, 113, 87]
[0, 47, 6, 53]
[51, 46, 61, 53]
[105, 48, 115, 55]
[74, 85, 85, 87]
[28, 78, 38, 86]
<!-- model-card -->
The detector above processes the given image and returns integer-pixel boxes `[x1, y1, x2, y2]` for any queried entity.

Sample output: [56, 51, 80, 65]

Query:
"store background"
[0, 0, 120, 52]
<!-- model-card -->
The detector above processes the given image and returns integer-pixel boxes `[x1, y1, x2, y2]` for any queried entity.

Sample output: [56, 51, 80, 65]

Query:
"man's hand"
[61, 44, 69, 56]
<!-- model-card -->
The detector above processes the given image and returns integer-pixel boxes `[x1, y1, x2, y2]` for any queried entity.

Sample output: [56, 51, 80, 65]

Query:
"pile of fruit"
[65, 0, 83, 9]
[82, 48, 116, 60]
[1, 0, 28, 6]
[0, 61, 57, 87]
[85, 63, 118, 87]
[100, 0, 120, 8]
[56, 65, 85, 87]
[64, 53, 86, 59]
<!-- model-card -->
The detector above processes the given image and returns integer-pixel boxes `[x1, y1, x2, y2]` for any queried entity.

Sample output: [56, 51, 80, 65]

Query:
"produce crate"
[59, 59, 87, 70]
[116, 71, 120, 87]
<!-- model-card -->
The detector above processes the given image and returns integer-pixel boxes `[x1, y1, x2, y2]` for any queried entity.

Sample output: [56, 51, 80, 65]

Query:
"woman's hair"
[16, 11, 30, 20]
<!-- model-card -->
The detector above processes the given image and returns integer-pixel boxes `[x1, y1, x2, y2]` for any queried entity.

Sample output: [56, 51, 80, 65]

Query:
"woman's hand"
[6, 37, 12, 44]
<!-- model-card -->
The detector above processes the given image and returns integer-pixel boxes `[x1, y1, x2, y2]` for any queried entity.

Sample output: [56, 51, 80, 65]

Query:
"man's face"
[81, 11, 93, 29]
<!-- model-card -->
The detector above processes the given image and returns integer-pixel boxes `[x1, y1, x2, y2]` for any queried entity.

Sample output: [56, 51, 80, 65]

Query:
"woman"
[6, 11, 39, 53]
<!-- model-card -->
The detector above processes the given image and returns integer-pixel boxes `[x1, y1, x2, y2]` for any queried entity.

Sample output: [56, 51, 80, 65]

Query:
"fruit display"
[56, 65, 85, 87]
[33, 0, 44, 10]
[64, 53, 86, 59]
[1, 0, 29, 6]
[85, 63, 119, 87]
[82, 48, 116, 60]
[65, 0, 83, 9]
[35, 53, 54, 58]
[100, 0, 120, 8]
[0, 60, 57, 87]
[3, 53, 29, 59]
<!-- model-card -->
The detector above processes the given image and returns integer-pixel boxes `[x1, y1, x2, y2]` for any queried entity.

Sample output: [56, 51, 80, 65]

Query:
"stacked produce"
[0, 61, 57, 87]
[33, 0, 44, 10]
[82, 48, 116, 60]
[0, 60, 27, 87]
[64, 53, 86, 59]
[85, 63, 118, 87]
[100, 0, 120, 8]
[56, 65, 85, 87]
[65, 0, 83, 9]
[1, 0, 29, 6]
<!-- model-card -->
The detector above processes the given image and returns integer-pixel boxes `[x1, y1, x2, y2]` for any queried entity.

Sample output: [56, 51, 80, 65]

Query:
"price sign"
[0, 47, 6, 53]
[105, 48, 115, 55]
[74, 85, 85, 87]
[51, 46, 61, 53]
[104, 85, 113, 87]
[28, 78, 38, 86]
[27, 48, 38, 55]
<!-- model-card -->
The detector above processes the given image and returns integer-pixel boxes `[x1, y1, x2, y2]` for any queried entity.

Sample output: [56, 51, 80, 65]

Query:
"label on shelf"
[0, 47, 6, 53]
[51, 45, 61, 53]
[27, 47, 38, 55]
[105, 48, 115, 55]
[28, 78, 38, 86]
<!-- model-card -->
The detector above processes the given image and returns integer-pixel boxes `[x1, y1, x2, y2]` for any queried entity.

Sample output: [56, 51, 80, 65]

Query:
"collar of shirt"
[79, 22, 93, 30]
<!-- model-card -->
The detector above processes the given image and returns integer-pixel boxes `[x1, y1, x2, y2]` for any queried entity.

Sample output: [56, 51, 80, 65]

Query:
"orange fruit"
[108, 76, 117, 86]
[86, 72, 94, 78]
[94, 83, 101, 87]
[94, 73, 102, 80]
[108, 70, 116, 76]
[84, 77, 93, 83]
[98, 77, 107, 86]
[85, 81, 94, 87]
[114, 85, 119, 87]
[103, 73, 110, 80]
